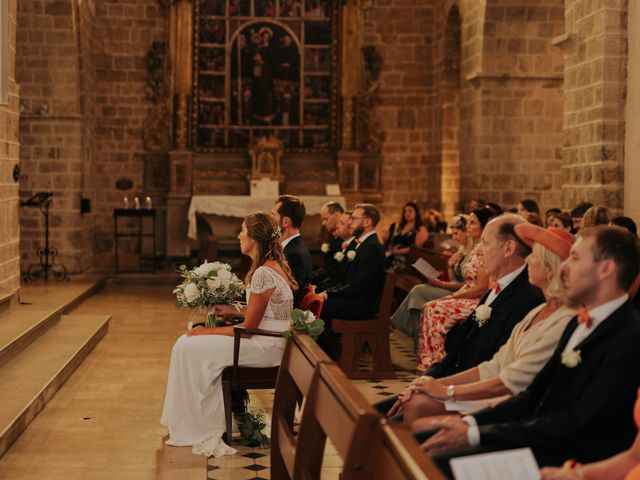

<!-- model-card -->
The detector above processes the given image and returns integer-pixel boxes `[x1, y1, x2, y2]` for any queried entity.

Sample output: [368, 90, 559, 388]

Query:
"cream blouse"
[477, 304, 577, 394]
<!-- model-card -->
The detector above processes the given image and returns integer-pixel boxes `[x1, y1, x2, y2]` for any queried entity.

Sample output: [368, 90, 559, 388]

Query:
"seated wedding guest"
[317, 203, 385, 359]
[403, 225, 576, 428]
[416, 207, 495, 372]
[161, 212, 296, 457]
[611, 217, 638, 235]
[540, 389, 640, 480]
[384, 202, 429, 272]
[375, 214, 544, 417]
[570, 201, 594, 233]
[551, 212, 573, 233]
[391, 214, 471, 351]
[581, 205, 612, 229]
[486, 202, 504, 216]
[545, 208, 562, 227]
[319, 201, 344, 268]
[418, 226, 640, 474]
[272, 194, 312, 300]
[517, 199, 541, 221]
[313, 210, 356, 292]
[612, 216, 638, 236]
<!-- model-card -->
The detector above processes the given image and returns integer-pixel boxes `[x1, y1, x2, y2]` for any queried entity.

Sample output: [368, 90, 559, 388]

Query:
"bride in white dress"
[161, 211, 297, 457]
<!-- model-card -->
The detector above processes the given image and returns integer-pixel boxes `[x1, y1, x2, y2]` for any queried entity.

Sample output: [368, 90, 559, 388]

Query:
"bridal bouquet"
[174, 261, 245, 327]
[283, 308, 325, 341]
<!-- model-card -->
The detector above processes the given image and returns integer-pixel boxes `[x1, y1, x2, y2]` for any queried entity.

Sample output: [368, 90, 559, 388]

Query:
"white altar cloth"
[187, 195, 346, 240]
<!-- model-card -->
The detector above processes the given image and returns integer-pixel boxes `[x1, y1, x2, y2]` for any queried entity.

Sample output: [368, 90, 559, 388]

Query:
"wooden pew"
[293, 362, 382, 479]
[369, 422, 446, 480]
[270, 330, 333, 479]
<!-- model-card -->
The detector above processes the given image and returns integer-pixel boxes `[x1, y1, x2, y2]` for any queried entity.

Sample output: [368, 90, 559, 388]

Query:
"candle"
[133, 196, 140, 209]
[123, 197, 129, 209]
[145, 196, 152, 209]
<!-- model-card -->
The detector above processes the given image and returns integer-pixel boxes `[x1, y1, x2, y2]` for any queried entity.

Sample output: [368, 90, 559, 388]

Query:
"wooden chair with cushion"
[369, 422, 445, 480]
[332, 273, 397, 379]
[270, 330, 333, 479]
[299, 289, 324, 318]
[220, 325, 282, 443]
[292, 362, 383, 479]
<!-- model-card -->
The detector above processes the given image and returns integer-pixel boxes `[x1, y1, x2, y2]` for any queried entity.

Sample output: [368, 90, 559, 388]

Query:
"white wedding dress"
[161, 266, 293, 457]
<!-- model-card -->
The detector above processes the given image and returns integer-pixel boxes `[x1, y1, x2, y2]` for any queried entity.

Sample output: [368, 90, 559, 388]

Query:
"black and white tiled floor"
[206, 330, 418, 479]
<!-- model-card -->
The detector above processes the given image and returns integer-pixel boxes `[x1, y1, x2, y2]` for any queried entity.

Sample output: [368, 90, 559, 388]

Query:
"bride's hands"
[187, 326, 216, 336]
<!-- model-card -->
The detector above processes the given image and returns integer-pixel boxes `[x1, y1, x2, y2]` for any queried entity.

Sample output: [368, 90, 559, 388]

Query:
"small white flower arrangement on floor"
[283, 309, 325, 340]
[173, 261, 245, 328]
[473, 304, 492, 327]
[561, 349, 581, 368]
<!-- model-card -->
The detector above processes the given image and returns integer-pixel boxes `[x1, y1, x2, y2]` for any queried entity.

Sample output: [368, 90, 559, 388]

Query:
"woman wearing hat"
[390, 213, 472, 351]
[403, 225, 577, 427]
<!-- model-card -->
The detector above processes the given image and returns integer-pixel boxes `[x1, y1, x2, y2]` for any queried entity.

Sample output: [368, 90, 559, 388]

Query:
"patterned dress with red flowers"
[416, 242, 484, 373]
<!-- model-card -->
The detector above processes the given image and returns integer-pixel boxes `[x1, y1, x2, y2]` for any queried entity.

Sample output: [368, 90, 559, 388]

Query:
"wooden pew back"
[270, 331, 332, 479]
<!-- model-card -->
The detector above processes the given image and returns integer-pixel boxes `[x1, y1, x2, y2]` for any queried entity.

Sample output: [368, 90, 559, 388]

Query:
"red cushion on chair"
[299, 290, 324, 318]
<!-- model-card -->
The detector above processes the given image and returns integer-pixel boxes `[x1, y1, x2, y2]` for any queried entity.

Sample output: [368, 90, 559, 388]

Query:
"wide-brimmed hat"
[514, 224, 575, 260]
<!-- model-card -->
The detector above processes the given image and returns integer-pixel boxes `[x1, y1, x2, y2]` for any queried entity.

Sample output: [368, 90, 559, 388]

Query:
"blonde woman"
[161, 212, 296, 457]
[399, 225, 576, 428]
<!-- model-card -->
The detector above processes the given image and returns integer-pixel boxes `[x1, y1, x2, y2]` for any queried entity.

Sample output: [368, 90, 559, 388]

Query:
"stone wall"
[0, 0, 21, 293]
[560, 0, 628, 213]
[92, 0, 166, 268]
[16, 0, 95, 273]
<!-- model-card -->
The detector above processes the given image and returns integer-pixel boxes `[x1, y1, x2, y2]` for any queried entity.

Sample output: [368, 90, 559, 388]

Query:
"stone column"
[625, 0, 640, 222]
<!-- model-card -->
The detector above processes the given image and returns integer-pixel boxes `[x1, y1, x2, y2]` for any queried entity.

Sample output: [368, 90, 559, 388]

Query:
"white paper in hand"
[412, 257, 442, 279]
[450, 447, 540, 480]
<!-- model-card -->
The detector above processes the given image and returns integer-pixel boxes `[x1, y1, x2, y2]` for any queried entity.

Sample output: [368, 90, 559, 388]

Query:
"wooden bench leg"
[221, 382, 233, 443]
[340, 332, 357, 376]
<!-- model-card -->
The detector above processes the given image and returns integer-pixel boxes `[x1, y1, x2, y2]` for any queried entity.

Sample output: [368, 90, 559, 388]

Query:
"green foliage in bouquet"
[236, 410, 270, 448]
[282, 308, 325, 341]
[173, 261, 245, 311]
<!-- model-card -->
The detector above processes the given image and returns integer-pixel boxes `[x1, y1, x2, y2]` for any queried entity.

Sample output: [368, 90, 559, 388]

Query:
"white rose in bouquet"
[194, 261, 217, 277]
[207, 277, 222, 290]
[183, 282, 201, 303]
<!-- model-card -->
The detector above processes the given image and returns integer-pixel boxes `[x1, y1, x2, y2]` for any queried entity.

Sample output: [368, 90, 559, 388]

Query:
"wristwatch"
[447, 384, 456, 401]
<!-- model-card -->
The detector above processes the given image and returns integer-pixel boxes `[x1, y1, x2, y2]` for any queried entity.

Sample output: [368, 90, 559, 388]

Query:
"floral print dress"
[416, 242, 484, 373]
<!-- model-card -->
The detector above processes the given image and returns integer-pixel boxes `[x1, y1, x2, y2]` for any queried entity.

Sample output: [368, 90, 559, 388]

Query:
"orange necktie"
[489, 278, 501, 295]
[577, 306, 591, 329]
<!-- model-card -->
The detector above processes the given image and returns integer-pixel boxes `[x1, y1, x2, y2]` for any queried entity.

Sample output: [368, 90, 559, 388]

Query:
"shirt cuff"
[462, 415, 480, 447]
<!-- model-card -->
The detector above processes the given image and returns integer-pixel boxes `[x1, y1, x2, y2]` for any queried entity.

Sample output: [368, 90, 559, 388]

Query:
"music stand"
[20, 192, 68, 282]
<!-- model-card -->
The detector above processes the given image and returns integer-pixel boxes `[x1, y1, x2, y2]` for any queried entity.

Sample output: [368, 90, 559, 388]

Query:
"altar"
[187, 194, 345, 240]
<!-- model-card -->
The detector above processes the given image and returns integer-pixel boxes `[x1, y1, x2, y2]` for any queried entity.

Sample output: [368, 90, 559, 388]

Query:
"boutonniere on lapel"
[472, 304, 492, 327]
[346, 250, 357, 261]
[321, 242, 330, 254]
[334, 251, 345, 262]
[561, 349, 582, 368]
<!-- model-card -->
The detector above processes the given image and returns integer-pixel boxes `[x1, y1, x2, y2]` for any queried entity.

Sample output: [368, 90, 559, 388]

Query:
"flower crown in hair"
[271, 226, 282, 241]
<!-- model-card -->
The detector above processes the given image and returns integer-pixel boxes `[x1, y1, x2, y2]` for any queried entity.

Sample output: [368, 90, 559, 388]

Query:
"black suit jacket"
[283, 235, 312, 299]
[322, 233, 385, 319]
[473, 300, 640, 466]
[322, 236, 344, 269]
[427, 266, 544, 378]
[313, 238, 357, 293]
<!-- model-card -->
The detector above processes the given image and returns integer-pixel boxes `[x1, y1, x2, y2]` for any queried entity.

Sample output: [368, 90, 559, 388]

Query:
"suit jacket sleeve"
[325, 243, 384, 298]
[476, 329, 640, 451]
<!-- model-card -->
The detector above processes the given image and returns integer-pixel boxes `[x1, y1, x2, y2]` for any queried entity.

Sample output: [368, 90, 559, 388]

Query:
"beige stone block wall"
[16, 0, 95, 273]
[0, 0, 21, 293]
[561, 0, 628, 213]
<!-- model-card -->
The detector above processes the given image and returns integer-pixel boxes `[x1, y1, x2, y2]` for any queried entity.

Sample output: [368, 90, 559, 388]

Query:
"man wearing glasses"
[317, 203, 385, 359]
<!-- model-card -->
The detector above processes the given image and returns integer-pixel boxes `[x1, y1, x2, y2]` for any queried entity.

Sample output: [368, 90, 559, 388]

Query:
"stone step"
[0, 314, 111, 458]
[0, 274, 106, 369]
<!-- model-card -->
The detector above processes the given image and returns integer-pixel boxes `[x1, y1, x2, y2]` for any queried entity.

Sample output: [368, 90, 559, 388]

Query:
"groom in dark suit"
[318, 203, 386, 358]
[419, 226, 640, 474]
[379, 214, 544, 419]
[273, 195, 312, 302]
